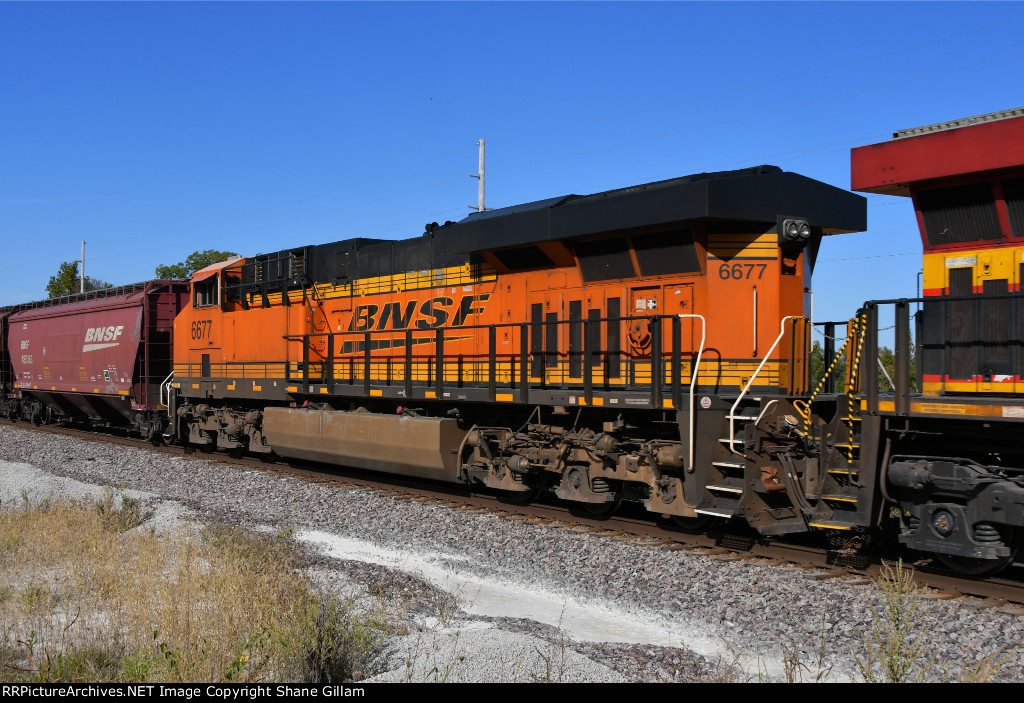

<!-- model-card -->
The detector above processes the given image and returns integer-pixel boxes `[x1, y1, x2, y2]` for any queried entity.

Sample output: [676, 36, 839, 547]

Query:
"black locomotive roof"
[439, 165, 865, 255]
[302, 166, 865, 285]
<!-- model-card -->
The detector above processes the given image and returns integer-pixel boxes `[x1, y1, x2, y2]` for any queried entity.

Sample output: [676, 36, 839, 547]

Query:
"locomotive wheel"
[934, 528, 1018, 576]
[198, 432, 216, 454]
[571, 483, 623, 519]
[498, 479, 545, 505]
[670, 513, 723, 534]
[934, 552, 1016, 577]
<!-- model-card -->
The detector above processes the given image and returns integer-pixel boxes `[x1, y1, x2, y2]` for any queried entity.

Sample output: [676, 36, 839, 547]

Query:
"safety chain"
[845, 312, 867, 423]
[814, 321, 894, 343]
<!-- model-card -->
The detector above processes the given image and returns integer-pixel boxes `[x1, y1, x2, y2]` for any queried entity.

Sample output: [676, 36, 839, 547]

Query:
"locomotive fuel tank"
[261, 406, 465, 481]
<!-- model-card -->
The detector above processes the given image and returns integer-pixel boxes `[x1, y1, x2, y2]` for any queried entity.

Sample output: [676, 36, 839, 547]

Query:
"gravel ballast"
[0, 424, 1021, 682]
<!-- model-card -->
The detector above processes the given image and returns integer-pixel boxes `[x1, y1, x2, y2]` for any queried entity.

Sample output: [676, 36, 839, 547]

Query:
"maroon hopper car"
[8, 282, 188, 437]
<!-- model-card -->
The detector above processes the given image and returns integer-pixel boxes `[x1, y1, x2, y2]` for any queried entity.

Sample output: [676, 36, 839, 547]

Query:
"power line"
[81, 176, 470, 263]
[488, 18, 1024, 144]
[0, 186, 470, 285]
[819, 252, 920, 262]
[95, 144, 475, 245]
[489, 50, 1024, 176]
[68, 18, 1024, 251]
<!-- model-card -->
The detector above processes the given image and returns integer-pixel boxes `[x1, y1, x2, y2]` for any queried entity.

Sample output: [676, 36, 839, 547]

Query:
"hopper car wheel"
[671, 514, 724, 534]
[934, 528, 1019, 577]
[228, 446, 247, 459]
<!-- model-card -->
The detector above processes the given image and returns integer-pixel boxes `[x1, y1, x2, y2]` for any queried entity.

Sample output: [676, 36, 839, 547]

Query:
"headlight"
[781, 218, 811, 245]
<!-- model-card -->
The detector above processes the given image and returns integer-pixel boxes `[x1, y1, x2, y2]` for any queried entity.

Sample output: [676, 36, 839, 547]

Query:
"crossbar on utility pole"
[469, 139, 485, 212]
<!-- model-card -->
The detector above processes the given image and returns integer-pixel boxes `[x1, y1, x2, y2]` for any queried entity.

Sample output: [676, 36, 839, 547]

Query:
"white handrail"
[729, 316, 793, 456]
[678, 314, 706, 473]
[753, 399, 779, 429]
[159, 372, 174, 416]
[877, 357, 895, 391]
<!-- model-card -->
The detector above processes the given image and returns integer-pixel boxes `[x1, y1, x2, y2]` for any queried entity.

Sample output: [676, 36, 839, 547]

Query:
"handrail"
[159, 372, 174, 416]
[729, 316, 793, 456]
[678, 314, 706, 473]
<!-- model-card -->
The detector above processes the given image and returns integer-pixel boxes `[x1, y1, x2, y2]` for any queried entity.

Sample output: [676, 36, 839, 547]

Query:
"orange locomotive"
[169, 166, 865, 524]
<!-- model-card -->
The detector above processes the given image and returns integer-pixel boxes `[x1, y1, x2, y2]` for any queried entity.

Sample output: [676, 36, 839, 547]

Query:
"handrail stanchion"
[405, 329, 413, 400]
[865, 305, 878, 413]
[488, 326, 497, 402]
[326, 333, 335, 394]
[583, 318, 593, 406]
[677, 314, 706, 473]
[671, 316, 682, 411]
[302, 334, 310, 394]
[650, 317, 662, 409]
[519, 324, 529, 404]
[363, 332, 371, 396]
[895, 300, 910, 415]
[435, 328, 444, 398]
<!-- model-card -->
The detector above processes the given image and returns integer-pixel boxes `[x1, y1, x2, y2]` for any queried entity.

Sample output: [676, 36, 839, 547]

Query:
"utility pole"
[80, 241, 86, 293]
[469, 139, 485, 212]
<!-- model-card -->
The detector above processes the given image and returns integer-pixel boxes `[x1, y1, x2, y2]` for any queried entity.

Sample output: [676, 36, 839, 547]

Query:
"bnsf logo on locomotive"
[349, 293, 490, 332]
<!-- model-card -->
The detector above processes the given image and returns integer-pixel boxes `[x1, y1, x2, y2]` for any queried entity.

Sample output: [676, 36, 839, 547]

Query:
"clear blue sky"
[2, 1, 1021, 330]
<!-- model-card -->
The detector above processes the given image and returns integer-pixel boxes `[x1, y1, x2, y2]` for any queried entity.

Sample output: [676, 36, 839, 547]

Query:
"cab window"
[194, 276, 219, 308]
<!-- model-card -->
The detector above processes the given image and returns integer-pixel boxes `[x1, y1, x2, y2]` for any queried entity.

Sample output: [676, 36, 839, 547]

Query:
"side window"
[193, 276, 219, 308]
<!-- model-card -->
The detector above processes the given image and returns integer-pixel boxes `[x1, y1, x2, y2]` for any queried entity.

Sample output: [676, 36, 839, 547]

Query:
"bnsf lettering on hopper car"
[84, 325, 124, 343]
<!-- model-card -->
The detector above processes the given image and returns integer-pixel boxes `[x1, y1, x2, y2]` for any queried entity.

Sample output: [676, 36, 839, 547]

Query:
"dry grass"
[0, 493, 384, 683]
[854, 560, 1009, 684]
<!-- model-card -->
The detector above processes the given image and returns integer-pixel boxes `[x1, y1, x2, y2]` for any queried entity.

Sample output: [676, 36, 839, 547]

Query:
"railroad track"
[6, 419, 1024, 610]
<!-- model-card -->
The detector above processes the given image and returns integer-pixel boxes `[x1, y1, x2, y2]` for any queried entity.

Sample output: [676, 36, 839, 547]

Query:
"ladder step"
[808, 521, 856, 530]
[822, 495, 858, 504]
[712, 461, 744, 469]
[727, 415, 758, 421]
[827, 469, 860, 476]
[719, 437, 744, 445]
[696, 509, 734, 518]
[709, 485, 743, 494]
